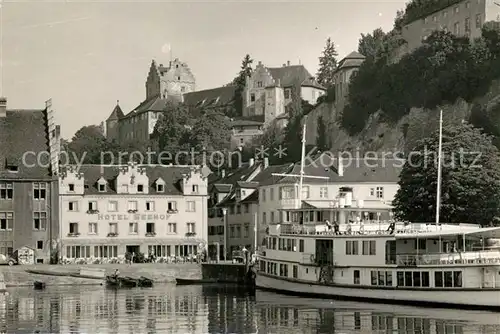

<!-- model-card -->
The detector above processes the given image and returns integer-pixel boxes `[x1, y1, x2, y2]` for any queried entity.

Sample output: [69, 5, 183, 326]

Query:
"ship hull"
[256, 273, 500, 310]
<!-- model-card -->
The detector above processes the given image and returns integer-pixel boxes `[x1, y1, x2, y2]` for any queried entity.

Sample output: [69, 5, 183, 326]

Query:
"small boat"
[138, 276, 153, 287]
[33, 281, 45, 290]
[106, 276, 139, 288]
[175, 278, 218, 285]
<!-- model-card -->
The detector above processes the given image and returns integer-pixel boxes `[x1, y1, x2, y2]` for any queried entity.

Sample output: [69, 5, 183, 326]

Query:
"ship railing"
[278, 222, 432, 236]
[396, 250, 500, 266]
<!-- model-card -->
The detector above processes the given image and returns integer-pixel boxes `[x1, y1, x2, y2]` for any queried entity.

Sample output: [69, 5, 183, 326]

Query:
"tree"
[152, 102, 191, 152]
[358, 28, 386, 61]
[190, 109, 232, 153]
[316, 38, 338, 88]
[283, 85, 305, 163]
[67, 125, 108, 164]
[232, 54, 254, 117]
[393, 123, 500, 226]
[316, 116, 328, 151]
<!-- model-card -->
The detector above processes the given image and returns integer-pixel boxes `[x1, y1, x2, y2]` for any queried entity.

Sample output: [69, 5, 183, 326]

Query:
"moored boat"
[175, 278, 218, 285]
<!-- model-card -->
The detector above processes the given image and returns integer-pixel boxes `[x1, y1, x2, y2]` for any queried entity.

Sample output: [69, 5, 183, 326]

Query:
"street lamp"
[221, 208, 228, 261]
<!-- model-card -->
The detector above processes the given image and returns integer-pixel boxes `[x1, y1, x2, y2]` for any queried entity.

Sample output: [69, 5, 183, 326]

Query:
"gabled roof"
[301, 77, 326, 90]
[266, 65, 313, 88]
[107, 101, 124, 121]
[240, 190, 258, 203]
[122, 95, 181, 119]
[237, 181, 259, 189]
[259, 153, 402, 186]
[231, 116, 264, 127]
[61, 165, 198, 195]
[338, 51, 365, 70]
[183, 86, 237, 108]
[0, 108, 53, 180]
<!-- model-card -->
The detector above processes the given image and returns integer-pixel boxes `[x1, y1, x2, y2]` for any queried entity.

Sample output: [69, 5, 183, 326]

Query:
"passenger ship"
[256, 113, 500, 309]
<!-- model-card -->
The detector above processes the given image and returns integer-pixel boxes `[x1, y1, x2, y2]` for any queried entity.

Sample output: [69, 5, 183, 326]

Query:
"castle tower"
[145, 58, 196, 100]
[105, 100, 124, 142]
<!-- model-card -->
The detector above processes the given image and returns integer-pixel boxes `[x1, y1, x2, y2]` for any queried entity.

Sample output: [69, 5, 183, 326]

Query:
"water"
[0, 284, 499, 333]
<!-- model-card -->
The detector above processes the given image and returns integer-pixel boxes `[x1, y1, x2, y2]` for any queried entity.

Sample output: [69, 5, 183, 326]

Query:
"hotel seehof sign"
[95, 213, 172, 221]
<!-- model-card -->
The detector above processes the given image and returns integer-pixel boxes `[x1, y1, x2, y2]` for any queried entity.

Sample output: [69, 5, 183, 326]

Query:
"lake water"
[0, 284, 499, 333]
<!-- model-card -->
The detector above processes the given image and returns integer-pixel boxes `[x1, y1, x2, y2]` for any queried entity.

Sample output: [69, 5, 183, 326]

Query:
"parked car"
[0, 254, 17, 266]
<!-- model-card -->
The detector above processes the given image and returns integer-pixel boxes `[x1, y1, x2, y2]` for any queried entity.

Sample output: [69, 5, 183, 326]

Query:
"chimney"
[249, 158, 255, 166]
[338, 158, 344, 177]
[160, 63, 163, 67]
[0, 97, 6, 118]
[221, 169, 226, 178]
[258, 61, 262, 66]
[282, 63, 286, 67]
[287, 60, 290, 66]
[264, 157, 269, 169]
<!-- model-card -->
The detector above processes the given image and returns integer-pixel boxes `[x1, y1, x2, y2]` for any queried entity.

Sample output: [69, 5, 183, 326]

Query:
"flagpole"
[253, 212, 258, 257]
[436, 109, 443, 228]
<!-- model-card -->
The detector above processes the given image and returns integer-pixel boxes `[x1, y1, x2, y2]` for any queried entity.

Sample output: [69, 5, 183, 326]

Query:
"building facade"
[401, 0, 500, 53]
[257, 155, 401, 229]
[0, 98, 60, 264]
[58, 162, 209, 262]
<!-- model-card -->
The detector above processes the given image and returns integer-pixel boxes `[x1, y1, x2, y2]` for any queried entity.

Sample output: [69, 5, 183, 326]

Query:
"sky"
[1, 0, 406, 139]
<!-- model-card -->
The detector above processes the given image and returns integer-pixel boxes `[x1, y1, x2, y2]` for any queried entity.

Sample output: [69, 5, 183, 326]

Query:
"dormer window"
[137, 184, 144, 193]
[157, 184, 164, 192]
[68, 184, 75, 192]
[97, 177, 107, 192]
[192, 185, 198, 193]
[6, 165, 18, 172]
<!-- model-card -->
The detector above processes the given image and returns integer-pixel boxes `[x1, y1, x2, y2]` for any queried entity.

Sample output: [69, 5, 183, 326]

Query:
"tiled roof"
[240, 190, 258, 203]
[261, 153, 401, 185]
[252, 163, 294, 186]
[237, 181, 259, 189]
[267, 65, 312, 88]
[338, 51, 365, 70]
[122, 95, 181, 119]
[183, 86, 237, 108]
[107, 102, 124, 121]
[301, 77, 326, 90]
[61, 165, 198, 195]
[0, 109, 53, 180]
[213, 184, 232, 193]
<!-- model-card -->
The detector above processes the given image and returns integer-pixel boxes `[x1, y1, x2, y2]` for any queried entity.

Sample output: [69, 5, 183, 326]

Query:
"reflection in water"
[0, 285, 499, 333]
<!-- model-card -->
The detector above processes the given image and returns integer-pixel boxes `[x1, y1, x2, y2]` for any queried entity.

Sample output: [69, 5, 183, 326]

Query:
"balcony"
[86, 209, 99, 214]
[167, 209, 178, 214]
[396, 250, 500, 266]
[107, 232, 118, 237]
[185, 232, 196, 237]
[127, 209, 138, 213]
[67, 232, 80, 237]
[145, 232, 156, 237]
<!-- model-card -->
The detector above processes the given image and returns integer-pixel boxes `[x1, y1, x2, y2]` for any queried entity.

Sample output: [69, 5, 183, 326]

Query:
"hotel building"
[58, 162, 209, 262]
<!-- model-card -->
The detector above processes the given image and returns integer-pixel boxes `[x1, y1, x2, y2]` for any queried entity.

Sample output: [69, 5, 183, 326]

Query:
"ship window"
[413, 272, 421, 287]
[415, 239, 426, 250]
[378, 271, 385, 286]
[385, 271, 393, 286]
[444, 271, 453, 287]
[371, 271, 377, 285]
[299, 239, 304, 252]
[260, 261, 266, 272]
[404, 272, 413, 287]
[453, 271, 462, 287]
[293, 265, 298, 278]
[422, 272, 430, 287]
[346, 240, 359, 255]
[353, 270, 360, 284]
[397, 271, 404, 286]
[435, 272, 443, 287]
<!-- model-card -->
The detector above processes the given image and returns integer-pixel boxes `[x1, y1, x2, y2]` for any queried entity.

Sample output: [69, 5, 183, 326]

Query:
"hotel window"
[109, 222, 118, 234]
[476, 14, 482, 28]
[261, 189, 266, 202]
[250, 93, 255, 102]
[376, 187, 384, 199]
[262, 212, 267, 224]
[168, 222, 177, 234]
[257, 81, 262, 87]
[129, 222, 138, 234]
[122, 184, 129, 192]
[108, 201, 118, 212]
[230, 226, 235, 238]
[156, 183, 164, 192]
[0, 182, 13, 200]
[127, 201, 138, 211]
[68, 184, 75, 192]
[270, 211, 275, 222]
[33, 212, 47, 231]
[454, 6, 459, 13]
[0, 212, 13, 231]
[89, 222, 98, 234]
[353, 270, 360, 284]
[301, 186, 310, 199]
[244, 204, 249, 213]
[320, 187, 328, 198]
[186, 222, 196, 233]
[454, 22, 460, 34]
[68, 201, 78, 211]
[236, 226, 241, 237]
[88, 201, 98, 211]
[299, 239, 304, 252]
[146, 222, 155, 234]
[244, 224, 249, 238]
[98, 182, 106, 192]
[186, 201, 196, 212]
[33, 182, 46, 200]
[192, 185, 199, 193]
[167, 201, 177, 212]
[146, 201, 154, 211]
[69, 222, 79, 234]
[465, 1, 470, 8]
[237, 205, 241, 214]
[280, 186, 295, 199]
[137, 184, 144, 193]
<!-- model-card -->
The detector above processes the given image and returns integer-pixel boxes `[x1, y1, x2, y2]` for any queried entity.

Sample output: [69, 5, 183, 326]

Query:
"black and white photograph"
[0, 0, 500, 332]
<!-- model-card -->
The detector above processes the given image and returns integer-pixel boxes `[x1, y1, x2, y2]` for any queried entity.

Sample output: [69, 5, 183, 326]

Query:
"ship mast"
[297, 116, 307, 209]
[436, 109, 443, 228]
